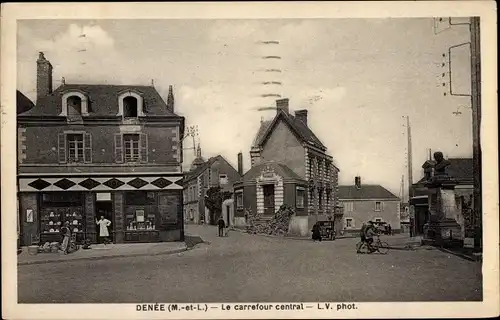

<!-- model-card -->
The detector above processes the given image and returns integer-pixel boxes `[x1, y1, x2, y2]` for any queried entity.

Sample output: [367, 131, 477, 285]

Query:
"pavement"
[18, 224, 482, 303]
[17, 241, 187, 266]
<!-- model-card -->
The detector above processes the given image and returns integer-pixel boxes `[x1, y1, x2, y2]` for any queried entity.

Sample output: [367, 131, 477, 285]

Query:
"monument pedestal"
[422, 178, 464, 248]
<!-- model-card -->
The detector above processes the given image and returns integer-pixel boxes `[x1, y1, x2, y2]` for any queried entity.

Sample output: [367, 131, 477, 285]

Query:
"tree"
[204, 186, 232, 225]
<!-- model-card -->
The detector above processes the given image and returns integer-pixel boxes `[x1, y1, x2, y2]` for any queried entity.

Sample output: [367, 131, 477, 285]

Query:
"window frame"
[345, 217, 355, 229]
[296, 187, 306, 209]
[58, 131, 92, 164]
[66, 133, 85, 163]
[117, 90, 144, 118]
[60, 91, 89, 117]
[235, 190, 244, 209]
[123, 133, 141, 163]
[219, 174, 229, 185]
[344, 201, 354, 212]
[374, 201, 383, 212]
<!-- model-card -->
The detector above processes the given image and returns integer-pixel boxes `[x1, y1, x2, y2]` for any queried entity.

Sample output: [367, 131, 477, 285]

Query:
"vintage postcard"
[1, 1, 498, 319]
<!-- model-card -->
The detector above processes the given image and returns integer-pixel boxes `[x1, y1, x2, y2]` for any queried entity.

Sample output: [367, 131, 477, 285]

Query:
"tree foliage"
[204, 186, 232, 224]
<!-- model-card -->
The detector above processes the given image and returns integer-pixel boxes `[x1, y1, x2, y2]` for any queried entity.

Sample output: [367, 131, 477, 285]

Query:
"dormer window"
[60, 91, 89, 117]
[117, 90, 144, 118]
[123, 96, 138, 118]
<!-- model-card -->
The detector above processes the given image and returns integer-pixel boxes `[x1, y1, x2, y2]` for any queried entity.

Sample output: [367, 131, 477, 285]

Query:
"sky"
[17, 18, 473, 199]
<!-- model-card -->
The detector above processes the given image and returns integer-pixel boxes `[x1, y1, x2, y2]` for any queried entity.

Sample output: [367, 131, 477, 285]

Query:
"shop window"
[58, 132, 92, 164]
[375, 201, 383, 211]
[40, 192, 84, 242]
[296, 187, 305, 209]
[125, 191, 156, 206]
[236, 191, 243, 209]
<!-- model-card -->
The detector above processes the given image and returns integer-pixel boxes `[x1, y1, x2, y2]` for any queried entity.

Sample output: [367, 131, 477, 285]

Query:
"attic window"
[118, 90, 144, 118]
[60, 91, 89, 117]
[123, 96, 138, 118]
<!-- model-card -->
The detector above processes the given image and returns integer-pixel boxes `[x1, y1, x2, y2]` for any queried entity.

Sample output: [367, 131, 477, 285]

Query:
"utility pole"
[405, 116, 414, 237]
[470, 17, 482, 249]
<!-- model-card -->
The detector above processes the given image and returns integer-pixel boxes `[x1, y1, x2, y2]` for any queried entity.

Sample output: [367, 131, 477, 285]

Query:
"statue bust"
[432, 151, 451, 176]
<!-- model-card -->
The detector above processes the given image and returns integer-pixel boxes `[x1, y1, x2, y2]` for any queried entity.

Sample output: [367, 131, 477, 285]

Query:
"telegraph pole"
[405, 116, 414, 237]
[470, 17, 482, 249]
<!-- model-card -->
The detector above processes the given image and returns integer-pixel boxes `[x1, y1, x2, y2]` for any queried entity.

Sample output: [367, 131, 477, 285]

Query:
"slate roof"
[240, 161, 305, 183]
[19, 84, 179, 117]
[252, 109, 327, 150]
[16, 90, 35, 114]
[184, 156, 219, 183]
[416, 158, 473, 184]
[338, 185, 399, 200]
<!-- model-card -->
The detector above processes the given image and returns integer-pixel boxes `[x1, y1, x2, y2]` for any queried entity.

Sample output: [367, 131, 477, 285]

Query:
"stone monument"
[422, 151, 463, 247]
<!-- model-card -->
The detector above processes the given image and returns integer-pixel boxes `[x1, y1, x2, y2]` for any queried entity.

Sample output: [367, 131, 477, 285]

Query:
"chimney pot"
[276, 98, 289, 114]
[355, 176, 361, 189]
[295, 109, 308, 126]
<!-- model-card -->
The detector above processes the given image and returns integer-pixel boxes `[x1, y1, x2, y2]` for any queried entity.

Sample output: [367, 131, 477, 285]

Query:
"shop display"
[40, 207, 84, 243]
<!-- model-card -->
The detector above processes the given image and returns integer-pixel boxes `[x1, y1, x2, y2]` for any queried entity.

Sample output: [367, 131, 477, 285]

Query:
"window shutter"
[140, 133, 148, 163]
[114, 133, 123, 163]
[84, 133, 92, 163]
[58, 133, 67, 163]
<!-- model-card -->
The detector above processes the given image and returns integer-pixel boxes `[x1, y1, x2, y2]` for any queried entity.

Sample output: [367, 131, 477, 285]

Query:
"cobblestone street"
[18, 225, 482, 303]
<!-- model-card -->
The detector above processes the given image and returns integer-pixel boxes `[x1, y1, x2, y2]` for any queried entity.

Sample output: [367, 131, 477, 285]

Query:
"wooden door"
[263, 184, 275, 216]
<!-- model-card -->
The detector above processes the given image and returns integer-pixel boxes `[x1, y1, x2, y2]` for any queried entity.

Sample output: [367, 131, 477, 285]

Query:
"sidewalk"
[18, 242, 187, 266]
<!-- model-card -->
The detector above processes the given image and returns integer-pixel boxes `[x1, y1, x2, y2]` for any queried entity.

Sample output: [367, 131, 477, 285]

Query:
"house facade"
[339, 177, 401, 235]
[234, 98, 340, 236]
[183, 148, 242, 225]
[17, 52, 185, 246]
[410, 158, 473, 237]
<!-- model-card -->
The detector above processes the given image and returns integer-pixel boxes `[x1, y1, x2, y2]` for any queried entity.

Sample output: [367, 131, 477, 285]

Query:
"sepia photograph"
[2, 1, 498, 319]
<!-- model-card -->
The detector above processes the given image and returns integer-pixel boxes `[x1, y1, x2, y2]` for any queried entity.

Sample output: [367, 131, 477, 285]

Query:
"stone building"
[338, 177, 401, 235]
[183, 147, 242, 225]
[233, 98, 340, 236]
[17, 52, 185, 245]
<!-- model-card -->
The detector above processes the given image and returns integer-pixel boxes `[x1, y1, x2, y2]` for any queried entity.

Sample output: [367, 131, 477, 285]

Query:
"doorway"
[96, 200, 114, 243]
[263, 184, 275, 216]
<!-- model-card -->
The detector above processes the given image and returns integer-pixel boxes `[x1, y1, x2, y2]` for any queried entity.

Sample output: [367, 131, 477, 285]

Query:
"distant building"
[410, 158, 473, 236]
[183, 146, 242, 225]
[233, 98, 340, 236]
[338, 177, 401, 234]
[17, 52, 185, 246]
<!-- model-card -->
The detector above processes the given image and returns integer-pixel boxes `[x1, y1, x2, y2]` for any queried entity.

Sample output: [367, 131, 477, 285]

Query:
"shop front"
[18, 174, 184, 245]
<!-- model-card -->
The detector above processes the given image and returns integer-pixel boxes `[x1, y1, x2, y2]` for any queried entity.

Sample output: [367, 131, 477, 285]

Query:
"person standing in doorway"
[217, 216, 226, 237]
[96, 215, 112, 245]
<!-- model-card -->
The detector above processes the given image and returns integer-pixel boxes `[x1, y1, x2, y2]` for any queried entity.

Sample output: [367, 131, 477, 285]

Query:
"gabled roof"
[17, 90, 35, 114]
[338, 185, 399, 200]
[184, 156, 219, 182]
[252, 110, 327, 150]
[240, 161, 305, 183]
[19, 84, 179, 117]
[416, 158, 473, 184]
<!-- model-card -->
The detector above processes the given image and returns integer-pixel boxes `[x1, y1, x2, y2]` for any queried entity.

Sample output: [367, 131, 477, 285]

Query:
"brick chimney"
[295, 109, 308, 126]
[167, 85, 174, 113]
[36, 52, 53, 102]
[276, 98, 289, 114]
[355, 176, 361, 189]
[237, 152, 243, 176]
